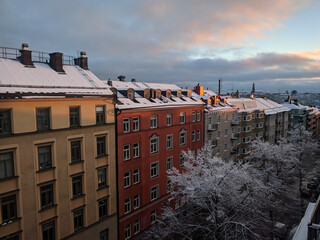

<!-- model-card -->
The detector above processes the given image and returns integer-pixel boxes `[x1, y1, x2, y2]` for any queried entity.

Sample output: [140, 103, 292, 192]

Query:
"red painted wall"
[117, 106, 204, 239]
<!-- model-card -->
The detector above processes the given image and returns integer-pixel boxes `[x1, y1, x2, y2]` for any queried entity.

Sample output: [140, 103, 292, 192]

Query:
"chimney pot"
[22, 43, 29, 50]
[118, 75, 126, 81]
[80, 51, 87, 57]
[131, 78, 136, 82]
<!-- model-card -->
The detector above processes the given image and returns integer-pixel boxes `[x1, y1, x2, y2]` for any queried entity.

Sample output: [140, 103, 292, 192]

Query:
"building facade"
[0, 45, 117, 240]
[107, 79, 204, 239]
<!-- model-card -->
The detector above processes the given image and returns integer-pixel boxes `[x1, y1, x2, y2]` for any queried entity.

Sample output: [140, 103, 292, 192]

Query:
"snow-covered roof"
[0, 58, 113, 97]
[105, 80, 204, 110]
[282, 102, 307, 110]
[226, 97, 289, 114]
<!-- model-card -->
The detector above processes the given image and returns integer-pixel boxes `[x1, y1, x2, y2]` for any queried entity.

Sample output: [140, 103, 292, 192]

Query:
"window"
[0, 151, 14, 179]
[197, 129, 200, 140]
[133, 117, 139, 131]
[38, 145, 52, 170]
[123, 118, 130, 133]
[150, 115, 157, 128]
[225, 114, 228, 121]
[42, 220, 55, 240]
[217, 145, 220, 153]
[72, 175, 82, 197]
[1, 195, 17, 223]
[167, 113, 172, 126]
[124, 198, 131, 214]
[125, 224, 131, 240]
[97, 136, 106, 157]
[96, 106, 105, 124]
[224, 143, 228, 151]
[166, 90, 171, 99]
[208, 116, 212, 124]
[98, 168, 106, 188]
[150, 134, 159, 154]
[192, 111, 196, 122]
[224, 128, 228, 136]
[150, 185, 159, 201]
[180, 112, 186, 124]
[99, 199, 108, 219]
[133, 169, 140, 184]
[100, 229, 109, 240]
[124, 172, 131, 188]
[123, 144, 130, 160]
[166, 134, 173, 150]
[40, 184, 54, 209]
[192, 130, 196, 142]
[134, 219, 141, 234]
[133, 142, 140, 158]
[134, 194, 140, 209]
[179, 153, 185, 167]
[217, 130, 220, 139]
[179, 130, 186, 146]
[151, 210, 157, 224]
[197, 111, 201, 121]
[36, 108, 50, 131]
[208, 132, 212, 141]
[70, 140, 81, 163]
[74, 209, 84, 231]
[217, 115, 221, 123]
[150, 162, 159, 178]
[70, 106, 80, 127]
[167, 180, 172, 193]
[166, 157, 173, 171]
[0, 110, 11, 135]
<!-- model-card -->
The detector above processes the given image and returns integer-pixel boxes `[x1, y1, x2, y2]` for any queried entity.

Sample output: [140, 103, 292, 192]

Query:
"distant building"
[106, 79, 204, 239]
[0, 44, 117, 240]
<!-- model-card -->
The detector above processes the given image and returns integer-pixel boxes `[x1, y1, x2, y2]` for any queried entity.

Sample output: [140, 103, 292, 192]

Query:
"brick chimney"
[19, 43, 33, 66]
[118, 75, 125, 81]
[194, 83, 204, 96]
[49, 52, 64, 72]
[74, 51, 88, 70]
[131, 78, 136, 82]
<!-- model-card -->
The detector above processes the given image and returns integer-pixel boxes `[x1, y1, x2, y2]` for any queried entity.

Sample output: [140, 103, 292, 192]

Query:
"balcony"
[231, 120, 239, 126]
[208, 139, 217, 146]
[208, 124, 218, 131]
[231, 134, 238, 140]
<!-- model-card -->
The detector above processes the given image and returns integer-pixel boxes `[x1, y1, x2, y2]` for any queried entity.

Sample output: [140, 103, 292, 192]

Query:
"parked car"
[307, 180, 318, 189]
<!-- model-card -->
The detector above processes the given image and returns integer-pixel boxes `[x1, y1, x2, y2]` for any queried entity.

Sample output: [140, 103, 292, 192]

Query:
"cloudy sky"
[1, 0, 319, 93]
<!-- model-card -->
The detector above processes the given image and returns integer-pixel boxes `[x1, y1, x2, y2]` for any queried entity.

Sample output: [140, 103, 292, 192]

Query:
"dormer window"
[166, 90, 171, 99]
[156, 89, 161, 99]
[187, 89, 192, 97]
[127, 88, 134, 100]
[177, 90, 182, 98]
[207, 99, 211, 105]
[144, 89, 150, 99]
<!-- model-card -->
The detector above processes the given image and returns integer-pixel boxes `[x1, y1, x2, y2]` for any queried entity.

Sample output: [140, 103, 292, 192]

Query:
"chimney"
[19, 43, 33, 66]
[118, 75, 125, 81]
[131, 78, 136, 82]
[236, 90, 240, 98]
[49, 52, 64, 72]
[107, 80, 112, 86]
[218, 79, 221, 96]
[194, 83, 204, 96]
[74, 51, 88, 70]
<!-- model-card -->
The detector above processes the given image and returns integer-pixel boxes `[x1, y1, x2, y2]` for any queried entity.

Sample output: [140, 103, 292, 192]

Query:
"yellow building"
[0, 44, 117, 240]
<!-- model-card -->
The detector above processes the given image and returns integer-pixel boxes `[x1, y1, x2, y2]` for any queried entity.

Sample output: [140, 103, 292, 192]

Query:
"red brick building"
[106, 79, 204, 239]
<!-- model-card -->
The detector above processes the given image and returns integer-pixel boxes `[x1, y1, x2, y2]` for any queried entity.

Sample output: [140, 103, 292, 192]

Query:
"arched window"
[144, 89, 150, 99]
[156, 89, 161, 99]
[187, 89, 192, 97]
[150, 134, 159, 154]
[127, 88, 134, 100]
[179, 129, 187, 146]
[166, 90, 171, 98]
[177, 90, 182, 98]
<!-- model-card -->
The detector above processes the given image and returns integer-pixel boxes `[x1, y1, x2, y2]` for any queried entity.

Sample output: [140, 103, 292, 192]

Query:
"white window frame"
[197, 129, 200, 141]
[125, 224, 131, 240]
[197, 111, 201, 121]
[133, 168, 140, 184]
[150, 115, 157, 128]
[133, 142, 140, 158]
[167, 113, 172, 126]
[124, 171, 131, 188]
[151, 210, 157, 224]
[179, 129, 186, 146]
[124, 198, 131, 214]
[180, 112, 186, 124]
[133, 117, 140, 131]
[134, 194, 140, 209]
[224, 128, 228, 136]
[166, 156, 173, 171]
[179, 153, 185, 167]
[123, 118, 130, 133]
[192, 130, 196, 142]
[150, 134, 159, 154]
[167, 180, 172, 193]
[150, 185, 159, 201]
[166, 134, 173, 150]
[134, 218, 141, 234]
[192, 111, 196, 122]
[123, 144, 130, 161]
[150, 162, 159, 178]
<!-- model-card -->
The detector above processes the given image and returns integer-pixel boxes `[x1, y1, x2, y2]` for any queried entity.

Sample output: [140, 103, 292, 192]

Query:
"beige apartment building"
[0, 45, 117, 240]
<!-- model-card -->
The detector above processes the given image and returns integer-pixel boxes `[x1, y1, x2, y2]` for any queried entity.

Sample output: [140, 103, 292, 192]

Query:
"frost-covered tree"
[147, 145, 275, 240]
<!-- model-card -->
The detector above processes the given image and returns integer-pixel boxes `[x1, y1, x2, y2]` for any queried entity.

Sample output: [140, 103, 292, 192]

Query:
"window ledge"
[0, 217, 21, 226]
[0, 175, 18, 182]
[95, 122, 107, 126]
[69, 160, 85, 165]
[71, 194, 85, 200]
[97, 185, 109, 191]
[36, 167, 56, 173]
[95, 154, 108, 159]
[39, 204, 57, 212]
